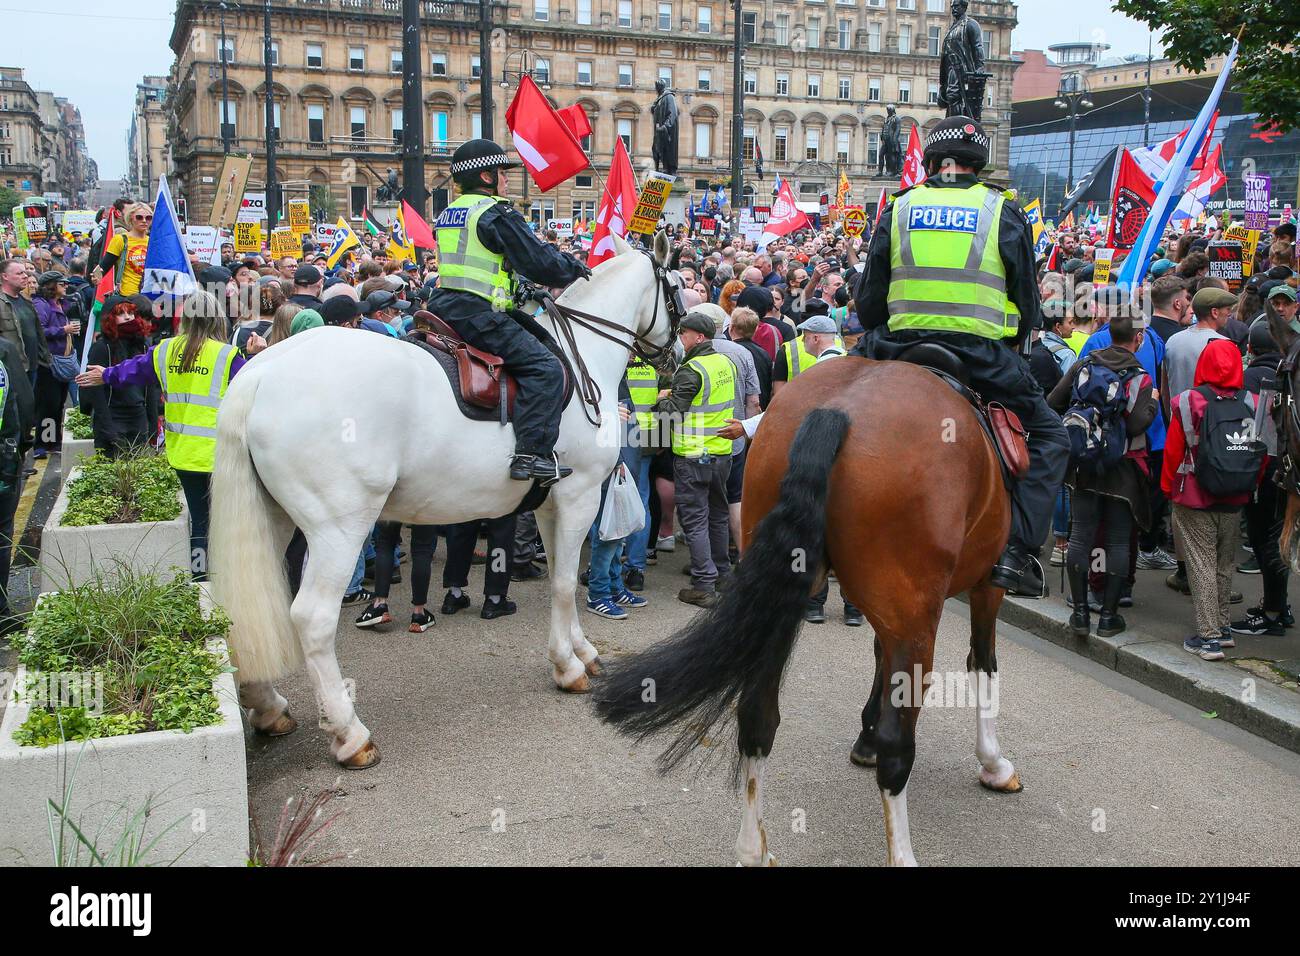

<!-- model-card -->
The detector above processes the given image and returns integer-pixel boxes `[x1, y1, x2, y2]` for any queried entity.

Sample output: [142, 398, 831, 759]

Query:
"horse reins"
[1273, 336, 1300, 496]
[531, 253, 685, 427]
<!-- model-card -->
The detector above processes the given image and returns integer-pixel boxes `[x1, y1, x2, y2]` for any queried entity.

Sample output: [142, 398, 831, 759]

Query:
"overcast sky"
[4, 0, 1159, 181]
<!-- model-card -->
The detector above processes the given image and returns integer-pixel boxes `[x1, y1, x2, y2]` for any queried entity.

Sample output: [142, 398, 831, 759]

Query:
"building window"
[472, 112, 482, 138]
[927, 25, 941, 57]
[867, 131, 879, 166]
[698, 6, 711, 32]
[350, 185, 368, 219]
[773, 125, 788, 162]
[431, 109, 448, 145]
[431, 52, 447, 76]
[868, 22, 881, 53]
[743, 71, 757, 94]
[867, 0, 882, 5]
[898, 0, 914, 8]
[218, 37, 235, 63]
[982, 29, 992, 57]
[807, 17, 820, 48]
[535, 58, 550, 84]
[618, 0, 632, 26]
[350, 106, 366, 140]
[390, 50, 403, 73]
[898, 80, 911, 103]
[742, 126, 755, 162]
[805, 129, 820, 160]
[697, 69, 711, 91]
[658, 66, 673, 86]
[868, 77, 881, 101]
[577, 0, 592, 23]
[220, 100, 237, 141]
[619, 62, 633, 86]
[272, 102, 281, 141]
[658, 3, 672, 30]
[807, 73, 821, 97]
[306, 43, 323, 68]
[926, 0, 944, 10]
[838, 76, 851, 100]
[580, 130, 592, 150]
[349, 46, 365, 71]
[391, 108, 403, 144]
[577, 61, 593, 84]
[264, 41, 279, 66]
[471, 55, 481, 79]
[742, 11, 757, 43]
[775, 14, 789, 45]
[694, 122, 712, 159]
[775, 72, 789, 96]
[836, 127, 850, 163]
[928, 81, 939, 105]
[534, 0, 548, 21]
[308, 104, 325, 143]
[576, 174, 593, 188]
[617, 117, 633, 151]
[838, 19, 851, 50]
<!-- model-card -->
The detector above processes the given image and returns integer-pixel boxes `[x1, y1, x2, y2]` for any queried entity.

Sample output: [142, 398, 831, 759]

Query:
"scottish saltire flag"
[140, 177, 196, 299]
[1116, 39, 1238, 291]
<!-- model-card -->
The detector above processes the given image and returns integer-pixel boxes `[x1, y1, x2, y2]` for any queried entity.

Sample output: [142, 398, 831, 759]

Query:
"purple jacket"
[34, 296, 71, 349]
[103, 342, 247, 390]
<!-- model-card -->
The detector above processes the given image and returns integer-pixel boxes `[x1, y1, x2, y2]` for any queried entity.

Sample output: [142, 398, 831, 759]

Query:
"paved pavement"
[246, 545, 1300, 866]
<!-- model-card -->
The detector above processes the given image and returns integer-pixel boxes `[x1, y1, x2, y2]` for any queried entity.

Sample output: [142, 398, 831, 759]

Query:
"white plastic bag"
[598, 463, 645, 541]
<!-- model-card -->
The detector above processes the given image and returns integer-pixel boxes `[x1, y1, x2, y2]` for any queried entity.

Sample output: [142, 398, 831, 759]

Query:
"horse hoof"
[849, 734, 877, 767]
[254, 711, 298, 737]
[584, 657, 603, 678]
[559, 673, 592, 694]
[338, 740, 382, 770]
[979, 769, 1022, 793]
[735, 853, 778, 867]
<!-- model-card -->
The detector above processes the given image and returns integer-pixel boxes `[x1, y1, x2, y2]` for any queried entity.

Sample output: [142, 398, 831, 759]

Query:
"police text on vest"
[908, 206, 980, 232]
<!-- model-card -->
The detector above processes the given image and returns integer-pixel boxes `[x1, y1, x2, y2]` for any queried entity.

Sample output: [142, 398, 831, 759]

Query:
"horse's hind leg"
[240, 680, 296, 736]
[850, 636, 884, 767]
[968, 581, 1022, 793]
[735, 679, 781, 867]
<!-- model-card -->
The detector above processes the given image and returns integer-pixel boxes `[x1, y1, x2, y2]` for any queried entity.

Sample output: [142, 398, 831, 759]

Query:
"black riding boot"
[1096, 573, 1127, 638]
[1067, 563, 1090, 636]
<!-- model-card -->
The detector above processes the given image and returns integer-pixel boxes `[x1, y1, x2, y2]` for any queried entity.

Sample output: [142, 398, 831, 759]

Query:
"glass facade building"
[1011, 84, 1299, 222]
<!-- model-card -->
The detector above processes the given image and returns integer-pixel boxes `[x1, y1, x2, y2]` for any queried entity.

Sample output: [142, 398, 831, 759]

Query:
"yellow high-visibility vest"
[152, 336, 237, 473]
[434, 193, 515, 311]
[672, 351, 736, 459]
[625, 361, 659, 434]
[783, 332, 846, 378]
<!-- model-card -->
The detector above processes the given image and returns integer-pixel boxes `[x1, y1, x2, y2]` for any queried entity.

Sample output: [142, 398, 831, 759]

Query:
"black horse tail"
[591, 407, 852, 772]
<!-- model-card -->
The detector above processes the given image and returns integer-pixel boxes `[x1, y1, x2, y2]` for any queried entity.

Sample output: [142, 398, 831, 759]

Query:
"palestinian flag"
[361, 207, 384, 237]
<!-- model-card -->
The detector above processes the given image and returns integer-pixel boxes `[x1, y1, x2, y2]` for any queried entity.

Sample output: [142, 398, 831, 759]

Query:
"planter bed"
[0, 580, 248, 867]
[38, 459, 189, 594]
[59, 408, 95, 466]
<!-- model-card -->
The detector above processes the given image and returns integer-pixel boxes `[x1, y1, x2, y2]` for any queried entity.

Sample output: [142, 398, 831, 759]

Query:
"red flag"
[875, 186, 888, 230]
[401, 200, 436, 249]
[93, 212, 116, 309]
[1046, 244, 1060, 272]
[589, 138, 638, 267]
[900, 126, 926, 189]
[758, 178, 811, 250]
[505, 75, 590, 192]
[1106, 148, 1157, 251]
[557, 104, 592, 142]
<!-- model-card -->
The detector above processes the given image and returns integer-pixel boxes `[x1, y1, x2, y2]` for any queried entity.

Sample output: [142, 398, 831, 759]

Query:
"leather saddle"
[404, 310, 518, 425]
[896, 341, 1030, 480]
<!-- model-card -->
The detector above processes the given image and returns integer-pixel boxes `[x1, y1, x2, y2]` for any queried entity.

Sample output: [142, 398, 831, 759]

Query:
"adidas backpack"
[1191, 385, 1266, 497]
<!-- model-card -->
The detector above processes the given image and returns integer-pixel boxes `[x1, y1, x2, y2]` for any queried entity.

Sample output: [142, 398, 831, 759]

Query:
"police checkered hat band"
[450, 153, 518, 174]
[925, 124, 990, 152]
[449, 138, 523, 175]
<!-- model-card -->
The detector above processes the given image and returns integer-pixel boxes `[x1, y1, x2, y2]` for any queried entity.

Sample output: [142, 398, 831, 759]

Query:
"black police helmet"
[451, 139, 522, 190]
[922, 116, 990, 173]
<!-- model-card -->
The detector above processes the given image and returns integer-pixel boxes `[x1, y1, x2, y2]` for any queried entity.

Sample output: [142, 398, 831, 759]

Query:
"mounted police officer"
[428, 139, 591, 485]
[851, 116, 1069, 597]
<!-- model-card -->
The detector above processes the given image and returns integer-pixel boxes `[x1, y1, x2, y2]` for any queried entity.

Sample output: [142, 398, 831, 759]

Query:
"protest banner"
[237, 192, 267, 225]
[628, 174, 674, 235]
[1206, 240, 1243, 293]
[1243, 175, 1271, 231]
[234, 221, 261, 253]
[208, 155, 253, 230]
[183, 225, 222, 266]
[287, 200, 312, 236]
[270, 228, 301, 259]
[1224, 223, 1262, 277]
[843, 206, 867, 238]
[545, 218, 574, 238]
[1092, 248, 1114, 285]
[61, 209, 96, 239]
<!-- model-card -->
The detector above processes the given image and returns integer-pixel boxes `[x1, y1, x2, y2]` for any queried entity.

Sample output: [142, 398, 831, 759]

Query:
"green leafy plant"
[61, 451, 181, 527]
[65, 408, 94, 441]
[10, 569, 231, 747]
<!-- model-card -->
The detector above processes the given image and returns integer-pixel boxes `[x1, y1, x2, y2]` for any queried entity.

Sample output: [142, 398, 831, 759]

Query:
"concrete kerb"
[976, 593, 1300, 756]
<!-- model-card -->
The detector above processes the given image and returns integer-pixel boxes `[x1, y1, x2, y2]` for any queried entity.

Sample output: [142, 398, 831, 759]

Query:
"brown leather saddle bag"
[985, 402, 1030, 479]
[408, 310, 517, 421]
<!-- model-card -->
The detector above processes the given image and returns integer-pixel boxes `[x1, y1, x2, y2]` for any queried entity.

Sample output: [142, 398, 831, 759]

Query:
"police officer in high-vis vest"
[427, 139, 591, 485]
[654, 310, 738, 608]
[852, 116, 1069, 597]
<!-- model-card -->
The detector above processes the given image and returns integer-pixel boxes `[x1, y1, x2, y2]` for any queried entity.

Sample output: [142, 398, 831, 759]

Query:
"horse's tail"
[592, 408, 851, 771]
[210, 372, 302, 684]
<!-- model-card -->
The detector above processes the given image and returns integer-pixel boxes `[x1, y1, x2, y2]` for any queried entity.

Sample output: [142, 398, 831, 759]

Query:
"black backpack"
[1192, 385, 1266, 496]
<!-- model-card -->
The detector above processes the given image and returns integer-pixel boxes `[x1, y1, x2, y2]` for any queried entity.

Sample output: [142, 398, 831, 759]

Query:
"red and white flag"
[874, 185, 888, 230]
[758, 178, 811, 251]
[589, 138, 638, 267]
[900, 125, 926, 189]
[1172, 144, 1226, 222]
[505, 75, 590, 192]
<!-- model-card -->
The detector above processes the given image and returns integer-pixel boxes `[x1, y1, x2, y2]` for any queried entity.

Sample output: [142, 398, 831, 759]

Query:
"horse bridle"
[1273, 336, 1300, 496]
[525, 251, 685, 426]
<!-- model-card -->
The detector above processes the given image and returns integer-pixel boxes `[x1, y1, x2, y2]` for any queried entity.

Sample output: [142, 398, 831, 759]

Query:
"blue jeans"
[1052, 486, 1070, 539]
[623, 452, 653, 571]
[588, 463, 633, 602]
[344, 531, 375, 597]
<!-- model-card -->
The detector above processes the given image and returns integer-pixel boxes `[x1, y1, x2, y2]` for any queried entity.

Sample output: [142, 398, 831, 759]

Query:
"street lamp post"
[501, 51, 546, 212]
[479, 0, 495, 141]
[401, 0, 428, 216]
[263, 0, 279, 225]
[1054, 72, 1093, 219]
[219, 1, 230, 155]
[729, 0, 744, 236]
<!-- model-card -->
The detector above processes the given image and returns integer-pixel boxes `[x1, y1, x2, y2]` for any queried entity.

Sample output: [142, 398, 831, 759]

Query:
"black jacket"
[853, 173, 1041, 348]
[0, 338, 34, 469]
[81, 335, 155, 452]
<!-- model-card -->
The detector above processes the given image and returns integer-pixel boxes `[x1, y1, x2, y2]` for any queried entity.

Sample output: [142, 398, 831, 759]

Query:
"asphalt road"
[246, 546, 1300, 867]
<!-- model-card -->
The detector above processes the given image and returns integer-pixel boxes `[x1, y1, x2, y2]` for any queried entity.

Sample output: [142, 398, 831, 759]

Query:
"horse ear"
[1268, 307, 1299, 358]
[653, 229, 671, 268]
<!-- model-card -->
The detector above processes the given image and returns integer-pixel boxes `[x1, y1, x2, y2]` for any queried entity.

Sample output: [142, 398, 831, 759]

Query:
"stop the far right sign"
[843, 206, 867, 238]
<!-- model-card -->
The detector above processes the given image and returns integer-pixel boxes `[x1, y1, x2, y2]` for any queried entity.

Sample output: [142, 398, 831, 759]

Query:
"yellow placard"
[287, 200, 311, 236]
[270, 228, 300, 259]
[1224, 224, 1262, 277]
[1093, 248, 1114, 285]
[842, 206, 866, 238]
[234, 221, 261, 253]
[628, 175, 675, 236]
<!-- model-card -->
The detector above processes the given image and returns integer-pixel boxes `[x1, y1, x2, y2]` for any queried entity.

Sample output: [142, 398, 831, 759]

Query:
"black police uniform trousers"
[855, 328, 1070, 554]
[444, 305, 565, 459]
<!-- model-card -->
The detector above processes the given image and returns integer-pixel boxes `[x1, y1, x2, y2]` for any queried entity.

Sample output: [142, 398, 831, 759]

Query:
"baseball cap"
[1149, 259, 1176, 278]
[293, 264, 323, 286]
[797, 315, 838, 334]
[1191, 287, 1239, 312]
[801, 297, 831, 317]
[197, 265, 232, 287]
[320, 296, 362, 326]
[735, 285, 773, 315]
[362, 290, 411, 315]
[1266, 284, 1297, 303]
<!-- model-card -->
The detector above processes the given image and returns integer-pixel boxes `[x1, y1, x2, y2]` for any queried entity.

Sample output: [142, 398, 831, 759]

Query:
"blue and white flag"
[1116, 39, 1238, 291]
[140, 176, 197, 299]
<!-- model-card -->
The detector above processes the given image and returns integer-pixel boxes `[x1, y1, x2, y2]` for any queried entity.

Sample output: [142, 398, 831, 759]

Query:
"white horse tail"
[210, 371, 302, 684]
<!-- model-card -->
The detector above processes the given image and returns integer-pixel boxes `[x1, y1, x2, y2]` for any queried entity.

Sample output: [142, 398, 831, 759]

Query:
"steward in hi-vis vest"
[851, 115, 1070, 598]
[426, 139, 592, 486]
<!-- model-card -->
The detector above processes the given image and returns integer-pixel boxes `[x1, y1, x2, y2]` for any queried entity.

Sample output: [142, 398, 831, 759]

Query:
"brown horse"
[592, 355, 1023, 866]
[1265, 309, 1300, 571]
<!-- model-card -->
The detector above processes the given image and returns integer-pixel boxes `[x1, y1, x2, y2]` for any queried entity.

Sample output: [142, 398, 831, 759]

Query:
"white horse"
[209, 231, 678, 768]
